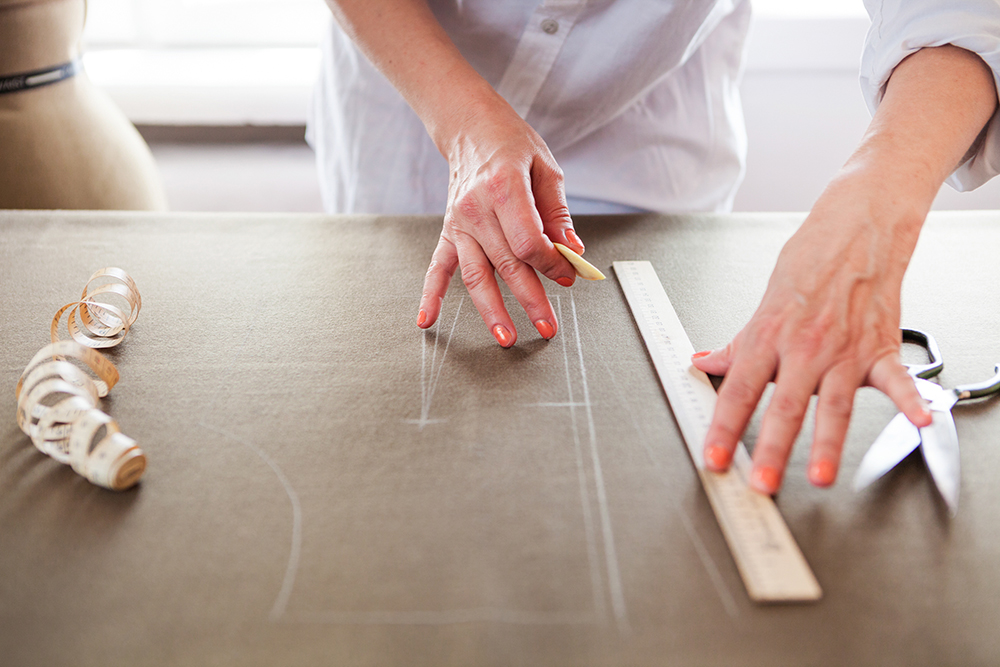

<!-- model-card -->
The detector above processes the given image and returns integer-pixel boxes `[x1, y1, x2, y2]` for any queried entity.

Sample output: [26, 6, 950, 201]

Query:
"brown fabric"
[0, 0, 167, 211]
[2, 210, 999, 666]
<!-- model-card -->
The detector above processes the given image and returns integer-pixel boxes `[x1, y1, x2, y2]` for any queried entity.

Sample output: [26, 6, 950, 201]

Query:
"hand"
[323, 1, 582, 346]
[691, 179, 931, 493]
[691, 44, 996, 494]
[417, 95, 582, 347]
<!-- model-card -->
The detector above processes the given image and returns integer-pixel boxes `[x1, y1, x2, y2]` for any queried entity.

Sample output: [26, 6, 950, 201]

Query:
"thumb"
[691, 345, 735, 377]
[531, 155, 584, 255]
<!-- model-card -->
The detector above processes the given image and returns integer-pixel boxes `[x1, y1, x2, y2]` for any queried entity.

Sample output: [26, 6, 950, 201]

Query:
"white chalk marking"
[557, 295, 609, 626]
[199, 422, 302, 621]
[570, 292, 629, 633]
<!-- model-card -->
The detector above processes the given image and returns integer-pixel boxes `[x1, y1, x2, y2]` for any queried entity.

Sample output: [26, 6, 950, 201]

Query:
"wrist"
[832, 148, 938, 227]
[422, 80, 515, 162]
[804, 160, 927, 284]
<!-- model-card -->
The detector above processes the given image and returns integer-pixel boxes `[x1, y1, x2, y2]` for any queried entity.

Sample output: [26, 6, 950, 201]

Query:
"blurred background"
[80, 0, 1000, 213]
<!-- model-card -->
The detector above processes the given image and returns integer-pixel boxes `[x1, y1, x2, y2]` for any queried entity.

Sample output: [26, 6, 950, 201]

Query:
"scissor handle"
[901, 328, 944, 379]
[955, 364, 1000, 400]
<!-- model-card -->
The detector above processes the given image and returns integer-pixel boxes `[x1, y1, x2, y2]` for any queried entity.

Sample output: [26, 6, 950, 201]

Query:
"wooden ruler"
[614, 261, 822, 603]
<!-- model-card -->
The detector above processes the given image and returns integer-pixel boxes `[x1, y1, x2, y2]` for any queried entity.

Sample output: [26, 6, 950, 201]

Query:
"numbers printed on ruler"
[614, 261, 821, 603]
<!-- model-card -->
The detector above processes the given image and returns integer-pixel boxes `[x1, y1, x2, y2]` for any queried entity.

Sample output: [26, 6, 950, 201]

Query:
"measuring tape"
[614, 261, 822, 603]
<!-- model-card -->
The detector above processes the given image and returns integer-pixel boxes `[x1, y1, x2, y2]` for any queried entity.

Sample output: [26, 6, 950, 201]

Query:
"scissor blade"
[919, 409, 961, 517]
[853, 412, 922, 492]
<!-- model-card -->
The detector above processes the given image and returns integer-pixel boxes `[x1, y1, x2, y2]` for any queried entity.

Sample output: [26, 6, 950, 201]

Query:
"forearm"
[829, 45, 997, 226]
[323, 0, 508, 158]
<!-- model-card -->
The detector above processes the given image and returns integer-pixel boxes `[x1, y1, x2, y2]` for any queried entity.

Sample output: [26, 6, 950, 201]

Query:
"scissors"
[853, 328, 1000, 516]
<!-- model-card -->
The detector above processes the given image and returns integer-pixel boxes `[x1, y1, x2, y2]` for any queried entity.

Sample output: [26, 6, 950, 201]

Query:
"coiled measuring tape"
[614, 261, 821, 602]
[15, 268, 145, 491]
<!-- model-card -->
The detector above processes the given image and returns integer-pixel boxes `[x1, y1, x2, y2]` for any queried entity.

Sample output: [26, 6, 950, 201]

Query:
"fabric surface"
[2, 210, 1000, 666]
[307, 0, 751, 214]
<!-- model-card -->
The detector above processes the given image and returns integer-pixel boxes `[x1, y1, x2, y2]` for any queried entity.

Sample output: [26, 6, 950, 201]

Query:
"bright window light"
[84, 0, 869, 49]
[84, 0, 330, 47]
[753, 0, 868, 18]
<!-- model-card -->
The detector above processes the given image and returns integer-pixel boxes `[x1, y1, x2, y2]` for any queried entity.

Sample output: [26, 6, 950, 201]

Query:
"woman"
[309, 0, 1000, 494]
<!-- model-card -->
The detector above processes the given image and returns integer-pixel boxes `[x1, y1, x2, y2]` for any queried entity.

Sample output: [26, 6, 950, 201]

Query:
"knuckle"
[507, 233, 543, 265]
[821, 391, 854, 420]
[795, 325, 827, 357]
[424, 259, 441, 279]
[486, 168, 520, 207]
[450, 194, 485, 230]
[460, 262, 493, 292]
[742, 320, 781, 356]
[769, 392, 808, 420]
[492, 253, 523, 281]
[708, 420, 745, 444]
[719, 378, 761, 411]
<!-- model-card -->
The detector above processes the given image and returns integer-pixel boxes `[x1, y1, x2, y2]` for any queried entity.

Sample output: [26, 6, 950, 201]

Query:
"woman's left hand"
[691, 175, 930, 493]
[691, 44, 997, 495]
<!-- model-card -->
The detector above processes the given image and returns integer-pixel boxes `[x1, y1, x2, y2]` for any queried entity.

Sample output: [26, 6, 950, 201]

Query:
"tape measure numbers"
[614, 261, 821, 603]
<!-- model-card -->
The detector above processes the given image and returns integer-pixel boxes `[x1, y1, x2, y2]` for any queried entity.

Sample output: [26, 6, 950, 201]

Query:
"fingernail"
[417, 309, 427, 327]
[535, 319, 555, 340]
[911, 405, 933, 428]
[809, 460, 837, 487]
[751, 466, 781, 495]
[692, 350, 711, 359]
[565, 229, 584, 253]
[556, 276, 575, 287]
[493, 324, 514, 348]
[704, 445, 730, 471]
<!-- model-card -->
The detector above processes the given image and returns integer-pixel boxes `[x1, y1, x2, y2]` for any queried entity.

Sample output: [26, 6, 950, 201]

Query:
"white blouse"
[307, 0, 751, 215]
[307, 0, 1000, 215]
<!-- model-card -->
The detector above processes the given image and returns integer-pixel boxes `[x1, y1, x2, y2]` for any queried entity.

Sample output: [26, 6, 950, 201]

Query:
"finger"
[868, 353, 933, 427]
[452, 233, 519, 347]
[490, 168, 577, 287]
[808, 363, 860, 487]
[702, 342, 776, 474]
[749, 360, 821, 495]
[418, 236, 459, 329]
[691, 341, 738, 377]
[530, 155, 585, 256]
[488, 241, 560, 341]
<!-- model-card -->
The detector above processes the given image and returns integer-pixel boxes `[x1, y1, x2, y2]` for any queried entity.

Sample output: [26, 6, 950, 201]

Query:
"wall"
[735, 16, 1000, 212]
[83, 13, 1000, 213]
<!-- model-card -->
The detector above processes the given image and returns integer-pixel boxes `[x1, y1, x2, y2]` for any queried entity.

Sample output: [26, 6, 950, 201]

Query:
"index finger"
[702, 344, 777, 473]
[491, 170, 577, 286]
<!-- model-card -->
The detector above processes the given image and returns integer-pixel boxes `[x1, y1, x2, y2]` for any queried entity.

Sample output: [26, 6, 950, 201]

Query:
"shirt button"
[541, 18, 559, 34]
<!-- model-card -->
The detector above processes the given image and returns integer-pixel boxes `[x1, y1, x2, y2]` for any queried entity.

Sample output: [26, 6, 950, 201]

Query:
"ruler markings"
[613, 261, 821, 603]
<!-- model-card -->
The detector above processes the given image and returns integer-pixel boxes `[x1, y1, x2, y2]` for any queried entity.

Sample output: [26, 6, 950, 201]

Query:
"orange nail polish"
[751, 466, 781, 495]
[535, 319, 555, 340]
[565, 229, 584, 252]
[556, 276, 574, 287]
[705, 445, 730, 471]
[809, 460, 837, 487]
[493, 324, 514, 348]
[417, 309, 427, 327]
[692, 350, 711, 359]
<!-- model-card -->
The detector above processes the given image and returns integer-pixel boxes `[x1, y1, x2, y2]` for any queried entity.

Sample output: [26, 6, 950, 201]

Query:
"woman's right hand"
[417, 94, 583, 346]
[325, 0, 583, 345]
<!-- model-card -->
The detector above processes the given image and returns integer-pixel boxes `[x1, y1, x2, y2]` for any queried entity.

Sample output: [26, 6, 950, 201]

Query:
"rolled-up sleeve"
[861, 0, 1000, 191]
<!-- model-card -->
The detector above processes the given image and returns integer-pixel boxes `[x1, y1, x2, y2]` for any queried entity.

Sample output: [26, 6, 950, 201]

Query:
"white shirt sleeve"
[861, 0, 1000, 192]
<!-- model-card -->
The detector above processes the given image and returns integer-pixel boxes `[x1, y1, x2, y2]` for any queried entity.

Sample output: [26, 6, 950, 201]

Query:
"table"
[2, 210, 999, 666]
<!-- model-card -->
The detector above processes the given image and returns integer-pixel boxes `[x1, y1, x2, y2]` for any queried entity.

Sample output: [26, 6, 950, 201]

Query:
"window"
[753, 0, 866, 18]
[80, 0, 871, 125]
[84, 0, 329, 48]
